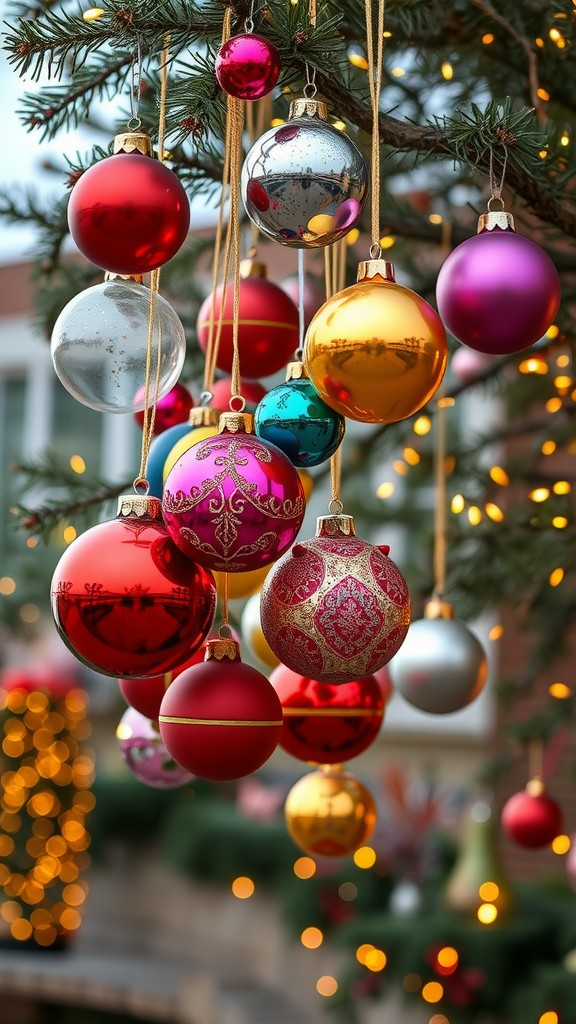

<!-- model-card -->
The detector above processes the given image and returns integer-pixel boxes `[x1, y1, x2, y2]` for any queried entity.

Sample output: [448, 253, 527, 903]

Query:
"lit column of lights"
[0, 685, 94, 946]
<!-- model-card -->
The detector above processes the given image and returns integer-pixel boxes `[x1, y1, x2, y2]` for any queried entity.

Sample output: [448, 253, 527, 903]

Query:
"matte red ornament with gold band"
[158, 637, 283, 781]
[260, 512, 411, 684]
[162, 411, 306, 573]
[270, 664, 384, 764]
[196, 260, 300, 380]
[285, 765, 377, 858]
[51, 495, 216, 678]
[67, 133, 190, 275]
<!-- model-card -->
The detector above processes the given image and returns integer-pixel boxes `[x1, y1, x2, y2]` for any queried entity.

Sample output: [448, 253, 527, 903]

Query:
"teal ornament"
[254, 362, 345, 468]
[146, 421, 192, 498]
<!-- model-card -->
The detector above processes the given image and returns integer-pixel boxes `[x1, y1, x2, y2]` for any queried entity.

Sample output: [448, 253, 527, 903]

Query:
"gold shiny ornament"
[163, 425, 219, 483]
[304, 259, 447, 423]
[214, 565, 271, 601]
[241, 591, 279, 668]
[297, 468, 313, 502]
[285, 766, 377, 858]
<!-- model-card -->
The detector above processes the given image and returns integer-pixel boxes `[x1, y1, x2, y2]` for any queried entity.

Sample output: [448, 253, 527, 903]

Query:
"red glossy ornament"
[261, 513, 411, 684]
[51, 495, 217, 678]
[501, 778, 563, 849]
[159, 638, 283, 781]
[134, 382, 194, 434]
[211, 376, 267, 413]
[163, 411, 306, 573]
[67, 134, 190, 275]
[215, 33, 281, 101]
[270, 664, 384, 764]
[196, 261, 299, 379]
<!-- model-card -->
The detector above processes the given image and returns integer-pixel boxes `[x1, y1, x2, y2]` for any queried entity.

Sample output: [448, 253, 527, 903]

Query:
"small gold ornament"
[285, 766, 377, 857]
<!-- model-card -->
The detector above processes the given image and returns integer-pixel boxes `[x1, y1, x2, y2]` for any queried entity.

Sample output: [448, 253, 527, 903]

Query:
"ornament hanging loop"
[128, 35, 143, 131]
[244, 0, 256, 34]
[486, 195, 506, 212]
[304, 64, 318, 100]
[132, 476, 150, 495]
[229, 393, 246, 413]
[200, 390, 213, 407]
[369, 242, 382, 260]
[488, 145, 509, 207]
[328, 498, 344, 515]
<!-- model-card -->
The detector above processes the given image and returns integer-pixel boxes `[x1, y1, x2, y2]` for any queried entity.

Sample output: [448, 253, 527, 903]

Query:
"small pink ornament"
[450, 347, 493, 384]
[162, 411, 305, 572]
[134, 382, 194, 434]
[260, 513, 411, 684]
[436, 209, 561, 356]
[117, 706, 193, 788]
[216, 33, 281, 101]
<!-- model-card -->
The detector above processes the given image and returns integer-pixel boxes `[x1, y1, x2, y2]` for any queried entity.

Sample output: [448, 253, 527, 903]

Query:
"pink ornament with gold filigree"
[162, 411, 306, 573]
[260, 512, 411, 684]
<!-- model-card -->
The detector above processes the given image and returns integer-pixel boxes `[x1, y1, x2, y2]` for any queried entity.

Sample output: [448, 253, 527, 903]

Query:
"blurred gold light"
[485, 503, 504, 522]
[482, 32, 495, 43]
[539, 1013, 559, 1024]
[26, 538, 38, 549]
[231, 876, 255, 899]
[63, 526, 77, 544]
[429, 214, 443, 225]
[537, 88, 550, 101]
[478, 881, 499, 901]
[365, 948, 387, 972]
[552, 834, 571, 854]
[11, 919, 33, 941]
[356, 943, 374, 965]
[316, 976, 338, 997]
[377, 482, 395, 499]
[549, 682, 572, 699]
[519, 356, 547, 374]
[451, 494, 465, 514]
[339, 881, 358, 901]
[489, 624, 504, 640]
[561, 132, 571, 146]
[422, 981, 443, 1003]
[437, 946, 458, 969]
[468, 505, 482, 525]
[301, 926, 323, 949]
[541, 440, 557, 455]
[441, 62, 453, 80]
[354, 846, 376, 869]
[490, 466, 509, 485]
[552, 516, 568, 529]
[393, 460, 408, 476]
[0, 577, 16, 595]
[477, 902, 498, 924]
[391, 67, 405, 77]
[403, 447, 421, 466]
[20, 604, 40, 624]
[429, 1017, 449, 1024]
[555, 375, 573, 391]
[549, 567, 564, 587]
[294, 856, 316, 879]
[530, 487, 550, 502]
[546, 397, 563, 413]
[553, 481, 571, 494]
[546, 325, 560, 339]
[414, 416, 431, 436]
[69, 455, 86, 474]
[346, 228, 360, 246]
[379, 235, 395, 249]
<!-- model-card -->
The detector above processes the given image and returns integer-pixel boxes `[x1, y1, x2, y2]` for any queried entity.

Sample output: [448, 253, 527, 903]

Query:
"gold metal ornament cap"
[117, 494, 162, 519]
[113, 132, 153, 156]
[188, 406, 220, 427]
[219, 411, 254, 434]
[477, 211, 515, 233]
[424, 597, 455, 620]
[286, 361, 308, 381]
[204, 638, 242, 662]
[316, 514, 356, 538]
[357, 259, 396, 283]
[525, 776, 546, 798]
[240, 258, 268, 280]
[288, 98, 329, 121]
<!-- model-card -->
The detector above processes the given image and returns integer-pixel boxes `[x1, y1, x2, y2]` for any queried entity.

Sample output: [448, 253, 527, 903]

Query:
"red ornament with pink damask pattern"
[260, 513, 411, 684]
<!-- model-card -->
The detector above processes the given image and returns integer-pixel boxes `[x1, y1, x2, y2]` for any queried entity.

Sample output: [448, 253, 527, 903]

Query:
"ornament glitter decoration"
[260, 513, 410, 684]
[51, 279, 187, 414]
[159, 638, 283, 781]
[436, 210, 561, 355]
[134, 382, 194, 434]
[255, 362, 345, 468]
[284, 766, 377, 857]
[270, 663, 384, 764]
[388, 600, 488, 714]
[241, 98, 368, 248]
[163, 412, 306, 573]
[117, 706, 193, 788]
[67, 134, 190, 275]
[501, 778, 563, 849]
[215, 32, 281, 100]
[304, 258, 447, 423]
[51, 495, 217, 678]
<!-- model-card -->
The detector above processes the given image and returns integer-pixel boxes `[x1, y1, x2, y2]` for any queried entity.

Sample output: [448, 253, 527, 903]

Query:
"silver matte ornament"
[388, 599, 488, 714]
[241, 98, 369, 248]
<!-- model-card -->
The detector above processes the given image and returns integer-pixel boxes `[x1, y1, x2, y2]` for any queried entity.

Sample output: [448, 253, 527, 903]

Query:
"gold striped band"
[159, 715, 282, 727]
[198, 318, 297, 331]
[283, 707, 383, 718]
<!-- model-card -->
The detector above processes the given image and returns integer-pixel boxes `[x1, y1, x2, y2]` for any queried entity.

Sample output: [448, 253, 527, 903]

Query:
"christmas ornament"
[241, 591, 279, 668]
[270, 663, 384, 764]
[284, 766, 377, 857]
[146, 422, 199, 500]
[51, 278, 186, 414]
[67, 133, 190, 275]
[214, 565, 271, 602]
[255, 361, 345, 468]
[159, 636, 282, 781]
[280, 273, 325, 330]
[163, 411, 306, 572]
[566, 836, 576, 892]
[450, 347, 493, 384]
[116, 706, 192, 788]
[304, 258, 447, 423]
[134, 382, 194, 434]
[260, 512, 410, 684]
[444, 799, 513, 918]
[215, 33, 281, 100]
[51, 495, 217, 678]
[211, 376, 267, 413]
[196, 260, 299, 379]
[242, 98, 368, 248]
[436, 208, 561, 355]
[501, 777, 563, 849]
[118, 645, 208, 720]
[388, 598, 488, 714]
[161, 407, 220, 484]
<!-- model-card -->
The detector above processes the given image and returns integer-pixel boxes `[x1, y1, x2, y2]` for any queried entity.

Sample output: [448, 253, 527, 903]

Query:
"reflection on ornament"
[215, 33, 281, 100]
[51, 280, 186, 414]
[51, 495, 216, 678]
[163, 423, 219, 484]
[261, 513, 410, 684]
[304, 259, 447, 423]
[163, 412, 305, 572]
[255, 362, 345, 467]
[159, 638, 282, 780]
[501, 777, 563, 848]
[241, 591, 279, 668]
[270, 663, 384, 764]
[242, 99, 368, 248]
[285, 766, 377, 857]
[436, 210, 561, 355]
[117, 706, 193, 788]
[444, 799, 513, 919]
[134, 382, 194, 434]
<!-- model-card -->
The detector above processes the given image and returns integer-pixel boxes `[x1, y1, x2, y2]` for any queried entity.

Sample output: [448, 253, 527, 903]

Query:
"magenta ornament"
[162, 412, 306, 573]
[117, 706, 193, 788]
[134, 382, 194, 434]
[436, 212, 561, 355]
[215, 33, 281, 101]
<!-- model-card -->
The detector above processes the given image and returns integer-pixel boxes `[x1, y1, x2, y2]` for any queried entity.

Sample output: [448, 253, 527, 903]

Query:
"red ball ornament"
[436, 209, 561, 356]
[118, 648, 205, 720]
[261, 512, 411, 684]
[211, 376, 267, 413]
[163, 411, 306, 572]
[215, 33, 281, 101]
[270, 663, 384, 764]
[196, 261, 299, 379]
[159, 637, 283, 780]
[133, 382, 194, 434]
[501, 778, 563, 849]
[51, 495, 217, 678]
[67, 134, 190, 275]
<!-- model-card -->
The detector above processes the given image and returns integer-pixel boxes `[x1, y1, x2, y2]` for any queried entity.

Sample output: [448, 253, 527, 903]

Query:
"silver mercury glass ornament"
[241, 98, 369, 248]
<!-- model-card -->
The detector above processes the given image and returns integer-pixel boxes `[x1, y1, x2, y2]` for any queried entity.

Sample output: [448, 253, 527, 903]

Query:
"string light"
[429, 213, 443, 225]
[293, 857, 316, 879]
[539, 1013, 559, 1024]
[529, 487, 550, 502]
[451, 494, 465, 514]
[354, 846, 376, 869]
[546, 397, 562, 413]
[62, 526, 77, 544]
[377, 481, 395, 499]
[549, 682, 572, 699]
[519, 356, 548, 374]
[552, 516, 568, 529]
[482, 32, 495, 44]
[316, 976, 338, 996]
[485, 503, 504, 522]
[477, 903, 498, 924]
[489, 466, 510, 485]
[479, 881, 499, 901]
[0, 577, 16, 595]
[414, 416, 431, 436]
[69, 455, 86, 474]
[422, 981, 444, 1003]
[468, 505, 482, 525]
[554, 481, 571, 495]
[356, 943, 375, 964]
[489, 624, 504, 640]
[541, 440, 556, 454]
[441, 62, 453, 80]
[301, 926, 323, 948]
[231, 876, 254, 899]
[379, 235, 395, 248]
[391, 67, 405, 77]
[549, 567, 564, 587]
[393, 460, 409, 476]
[365, 948, 387, 972]
[551, 834, 571, 854]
